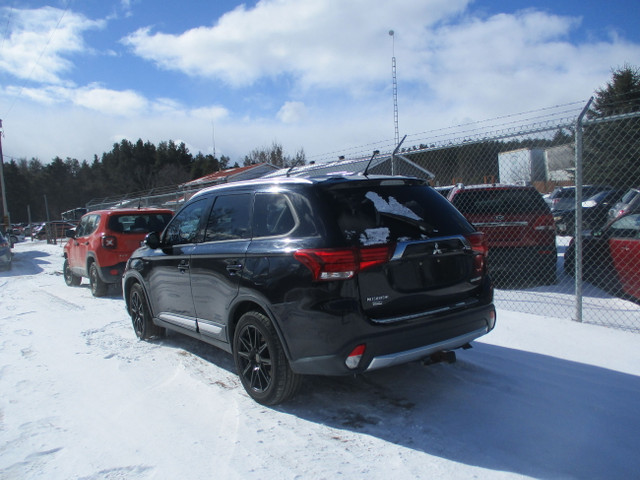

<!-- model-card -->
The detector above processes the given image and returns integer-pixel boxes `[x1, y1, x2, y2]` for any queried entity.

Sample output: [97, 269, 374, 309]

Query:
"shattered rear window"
[322, 183, 473, 245]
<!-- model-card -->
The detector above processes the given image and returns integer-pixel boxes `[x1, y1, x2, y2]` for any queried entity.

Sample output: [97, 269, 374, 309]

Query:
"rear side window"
[77, 214, 100, 237]
[252, 193, 296, 237]
[204, 194, 251, 241]
[322, 183, 473, 245]
[452, 188, 548, 215]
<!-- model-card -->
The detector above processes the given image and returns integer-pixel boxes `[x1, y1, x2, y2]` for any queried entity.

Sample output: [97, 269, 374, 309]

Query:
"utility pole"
[0, 119, 9, 232]
[389, 30, 399, 147]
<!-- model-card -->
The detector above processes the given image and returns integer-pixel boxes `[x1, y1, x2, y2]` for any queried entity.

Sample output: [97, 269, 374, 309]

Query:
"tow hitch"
[423, 343, 472, 366]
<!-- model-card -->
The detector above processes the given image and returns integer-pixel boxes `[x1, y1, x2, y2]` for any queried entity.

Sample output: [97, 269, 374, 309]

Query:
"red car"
[564, 212, 640, 301]
[448, 184, 557, 285]
[63, 208, 173, 296]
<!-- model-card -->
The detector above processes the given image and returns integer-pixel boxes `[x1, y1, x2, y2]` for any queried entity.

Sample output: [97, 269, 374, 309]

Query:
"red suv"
[63, 208, 173, 296]
[448, 184, 557, 285]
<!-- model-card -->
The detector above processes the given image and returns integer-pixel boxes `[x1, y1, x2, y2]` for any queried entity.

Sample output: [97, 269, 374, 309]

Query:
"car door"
[190, 193, 252, 341]
[146, 197, 211, 332]
[70, 214, 99, 274]
[608, 214, 640, 300]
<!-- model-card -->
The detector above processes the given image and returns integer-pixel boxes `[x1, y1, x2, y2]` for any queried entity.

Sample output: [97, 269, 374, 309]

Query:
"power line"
[2, 1, 71, 118]
[0, 4, 15, 54]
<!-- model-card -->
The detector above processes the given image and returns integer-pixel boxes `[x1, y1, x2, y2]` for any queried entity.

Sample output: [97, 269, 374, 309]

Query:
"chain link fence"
[388, 101, 640, 333]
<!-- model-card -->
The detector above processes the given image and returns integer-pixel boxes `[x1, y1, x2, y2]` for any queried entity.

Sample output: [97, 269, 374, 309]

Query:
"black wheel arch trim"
[227, 291, 293, 363]
[85, 252, 101, 278]
[123, 271, 155, 318]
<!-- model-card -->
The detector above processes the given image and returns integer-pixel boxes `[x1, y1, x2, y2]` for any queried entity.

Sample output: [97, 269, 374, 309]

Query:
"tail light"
[102, 235, 117, 249]
[465, 232, 487, 277]
[294, 244, 393, 281]
[465, 231, 487, 256]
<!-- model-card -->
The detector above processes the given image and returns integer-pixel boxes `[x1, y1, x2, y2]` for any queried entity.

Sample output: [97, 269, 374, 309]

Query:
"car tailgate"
[357, 236, 482, 322]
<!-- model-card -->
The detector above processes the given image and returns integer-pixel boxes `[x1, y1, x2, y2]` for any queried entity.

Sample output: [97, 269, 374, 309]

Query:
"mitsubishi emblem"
[432, 242, 443, 255]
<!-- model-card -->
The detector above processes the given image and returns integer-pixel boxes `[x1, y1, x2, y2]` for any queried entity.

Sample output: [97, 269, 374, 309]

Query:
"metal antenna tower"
[389, 30, 399, 146]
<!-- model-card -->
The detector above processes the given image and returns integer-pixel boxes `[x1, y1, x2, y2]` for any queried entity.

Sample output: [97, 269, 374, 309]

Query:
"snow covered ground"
[1, 240, 639, 479]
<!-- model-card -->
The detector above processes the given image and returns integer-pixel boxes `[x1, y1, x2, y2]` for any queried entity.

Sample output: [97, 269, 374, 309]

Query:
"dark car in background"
[123, 175, 496, 404]
[564, 212, 640, 302]
[553, 188, 626, 235]
[0, 232, 12, 270]
[448, 184, 557, 285]
[609, 188, 640, 222]
[35, 221, 78, 240]
[546, 185, 612, 212]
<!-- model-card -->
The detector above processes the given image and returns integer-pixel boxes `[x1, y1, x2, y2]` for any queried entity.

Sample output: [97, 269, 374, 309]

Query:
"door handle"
[226, 264, 243, 275]
[178, 260, 189, 273]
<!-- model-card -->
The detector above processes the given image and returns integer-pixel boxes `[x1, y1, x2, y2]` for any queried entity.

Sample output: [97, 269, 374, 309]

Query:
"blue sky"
[0, 0, 638, 165]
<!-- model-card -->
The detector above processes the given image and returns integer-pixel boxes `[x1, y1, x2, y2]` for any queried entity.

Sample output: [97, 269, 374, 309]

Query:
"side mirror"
[65, 228, 76, 239]
[144, 231, 161, 249]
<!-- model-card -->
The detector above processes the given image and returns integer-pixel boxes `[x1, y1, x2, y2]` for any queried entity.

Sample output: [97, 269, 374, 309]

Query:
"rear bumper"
[287, 302, 496, 376]
[488, 245, 556, 274]
[366, 326, 488, 371]
[98, 262, 127, 283]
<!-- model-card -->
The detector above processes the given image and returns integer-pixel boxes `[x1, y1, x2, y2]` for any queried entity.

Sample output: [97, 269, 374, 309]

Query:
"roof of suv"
[449, 183, 535, 192]
[191, 174, 428, 199]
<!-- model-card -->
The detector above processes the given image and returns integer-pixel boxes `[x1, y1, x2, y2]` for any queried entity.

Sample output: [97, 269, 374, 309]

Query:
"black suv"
[123, 175, 496, 404]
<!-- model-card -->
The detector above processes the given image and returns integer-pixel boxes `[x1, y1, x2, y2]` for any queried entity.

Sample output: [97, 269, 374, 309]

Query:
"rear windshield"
[107, 213, 172, 234]
[451, 188, 549, 215]
[321, 183, 474, 245]
[621, 189, 640, 204]
[552, 188, 575, 199]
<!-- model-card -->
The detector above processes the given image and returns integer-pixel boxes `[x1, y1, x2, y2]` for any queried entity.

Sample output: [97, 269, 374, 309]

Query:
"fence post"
[574, 97, 593, 323]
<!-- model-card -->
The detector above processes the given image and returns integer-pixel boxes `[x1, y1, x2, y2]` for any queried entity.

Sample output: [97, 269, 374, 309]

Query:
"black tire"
[539, 258, 557, 285]
[541, 268, 557, 285]
[63, 259, 81, 286]
[233, 311, 301, 405]
[129, 283, 163, 340]
[563, 247, 575, 277]
[89, 262, 108, 297]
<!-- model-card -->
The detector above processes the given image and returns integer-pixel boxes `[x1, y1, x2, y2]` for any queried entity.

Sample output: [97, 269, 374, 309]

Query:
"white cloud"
[0, 6, 104, 85]
[3, 83, 150, 116]
[277, 101, 307, 123]
[189, 105, 230, 121]
[122, 0, 471, 90]
[416, 9, 640, 116]
[73, 85, 149, 115]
